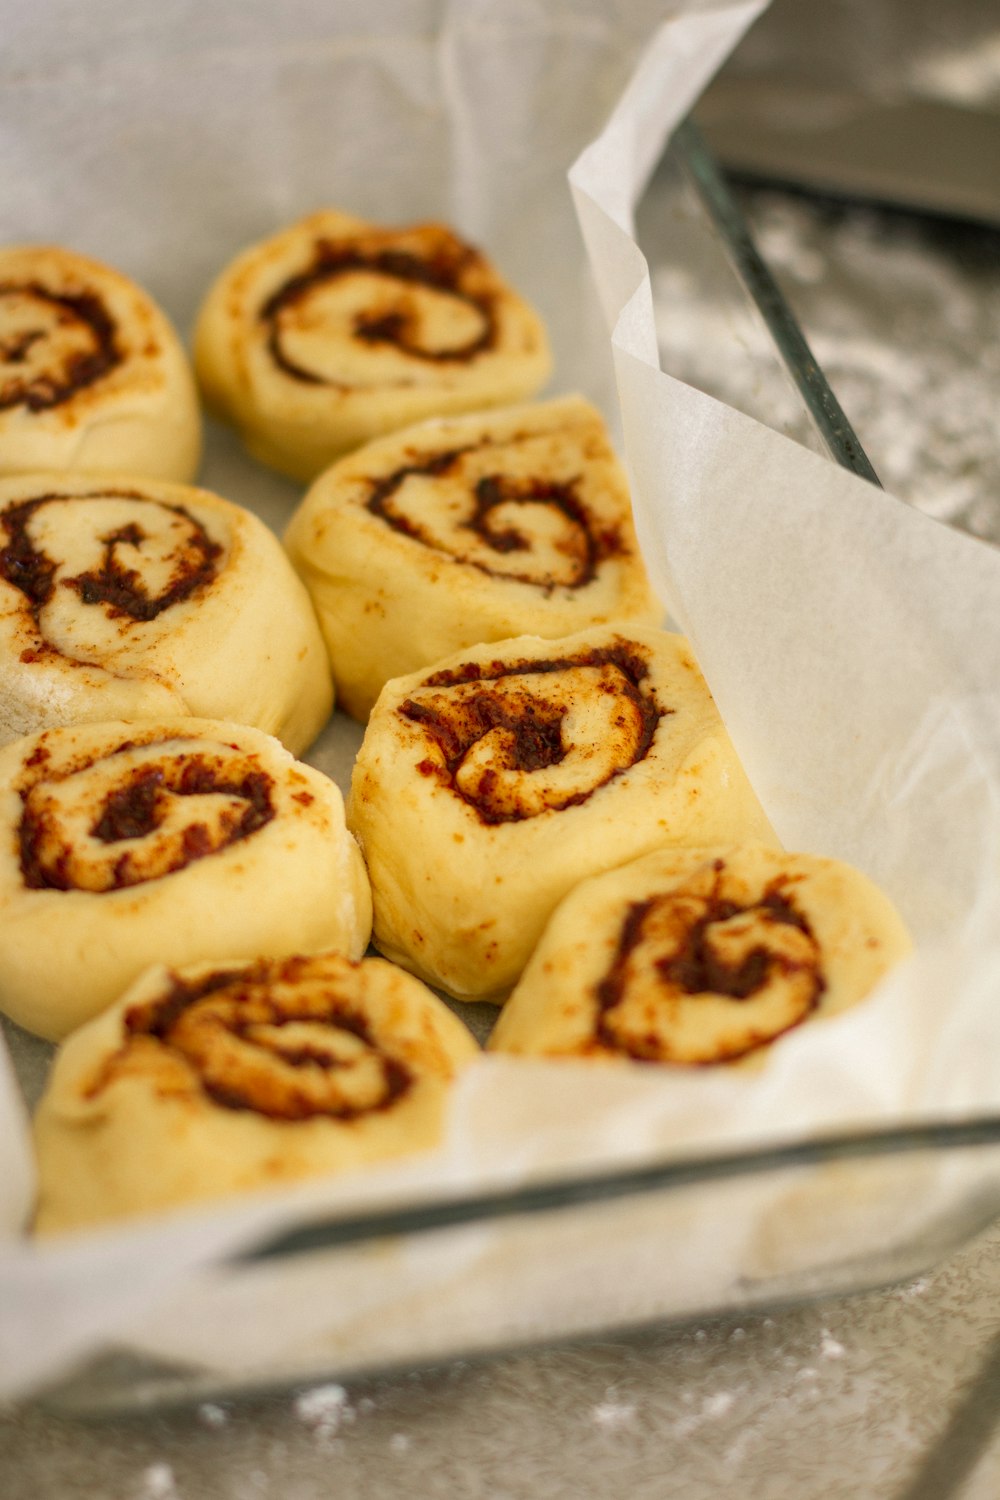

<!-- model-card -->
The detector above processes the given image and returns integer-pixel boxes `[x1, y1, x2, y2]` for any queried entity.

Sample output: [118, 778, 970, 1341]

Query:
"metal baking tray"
[13, 121, 1000, 1418]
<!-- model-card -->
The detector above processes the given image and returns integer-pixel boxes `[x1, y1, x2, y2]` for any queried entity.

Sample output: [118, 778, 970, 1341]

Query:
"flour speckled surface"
[4, 1216, 1000, 1498]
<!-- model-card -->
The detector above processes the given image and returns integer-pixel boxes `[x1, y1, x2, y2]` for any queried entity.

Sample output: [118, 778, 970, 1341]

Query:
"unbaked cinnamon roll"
[489, 845, 911, 1064]
[0, 473, 333, 751]
[0, 719, 372, 1040]
[284, 396, 662, 720]
[194, 210, 552, 481]
[0, 245, 201, 481]
[32, 949, 479, 1232]
[348, 625, 777, 1001]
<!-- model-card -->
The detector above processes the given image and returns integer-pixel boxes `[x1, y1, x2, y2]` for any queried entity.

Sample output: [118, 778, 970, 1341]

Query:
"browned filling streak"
[594, 877, 825, 1062]
[0, 492, 222, 623]
[0, 283, 121, 410]
[110, 959, 413, 1121]
[367, 446, 471, 522]
[367, 445, 616, 590]
[420, 641, 655, 693]
[260, 235, 496, 382]
[18, 756, 275, 890]
[659, 887, 815, 998]
[399, 644, 662, 823]
[468, 475, 592, 576]
[404, 693, 567, 781]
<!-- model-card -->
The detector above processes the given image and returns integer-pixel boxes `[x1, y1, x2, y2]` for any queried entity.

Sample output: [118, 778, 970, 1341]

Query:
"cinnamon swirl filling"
[18, 737, 275, 892]
[594, 865, 825, 1063]
[0, 281, 121, 411]
[261, 230, 496, 385]
[365, 444, 617, 590]
[398, 644, 663, 823]
[112, 958, 413, 1121]
[0, 490, 222, 634]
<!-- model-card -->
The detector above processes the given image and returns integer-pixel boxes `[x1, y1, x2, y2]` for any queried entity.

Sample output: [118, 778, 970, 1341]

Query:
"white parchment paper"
[3, 0, 1000, 1401]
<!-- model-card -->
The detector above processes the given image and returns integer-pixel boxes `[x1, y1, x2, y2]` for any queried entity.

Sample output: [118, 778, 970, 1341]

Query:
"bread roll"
[348, 625, 777, 1001]
[0, 473, 332, 752]
[0, 245, 201, 481]
[194, 210, 552, 481]
[0, 719, 372, 1040]
[33, 949, 479, 1233]
[490, 845, 912, 1064]
[284, 396, 662, 719]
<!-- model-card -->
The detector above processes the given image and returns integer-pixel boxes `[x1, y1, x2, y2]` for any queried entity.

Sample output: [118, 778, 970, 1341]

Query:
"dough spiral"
[19, 736, 275, 894]
[32, 950, 479, 1233]
[349, 625, 777, 1001]
[0, 245, 201, 481]
[0, 473, 333, 752]
[397, 643, 660, 823]
[194, 210, 552, 481]
[284, 396, 662, 719]
[128, 963, 410, 1122]
[490, 846, 912, 1064]
[0, 719, 372, 1040]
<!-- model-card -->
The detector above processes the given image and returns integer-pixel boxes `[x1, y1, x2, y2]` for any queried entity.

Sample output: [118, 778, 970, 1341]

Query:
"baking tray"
[33, 1121, 1000, 1417]
[637, 121, 879, 485]
[14, 120, 1000, 1417]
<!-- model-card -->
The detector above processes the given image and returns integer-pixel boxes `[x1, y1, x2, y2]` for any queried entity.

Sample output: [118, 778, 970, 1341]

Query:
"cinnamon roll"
[489, 845, 912, 1064]
[348, 625, 777, 1001]
[284, 396, 662, 720]
[32, 949, 479, 1233]
[0, 719, 372, 1041]
[0, 245, 201, 482]
[0, 474, 333, 751]
[194, 210, 552, 481]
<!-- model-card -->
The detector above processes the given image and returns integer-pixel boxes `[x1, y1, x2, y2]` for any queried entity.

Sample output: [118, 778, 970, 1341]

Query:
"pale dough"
[194, 210, 552, 481]
[284, 395, 663, 720]
[0, 473, 333, 752]
[33, 949, 479, 1233]
[348, 625, 778, 1001]
[490, 844, 912, 1064]
[0, 718, 372, 1040]
[0, 244, 201, 482]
